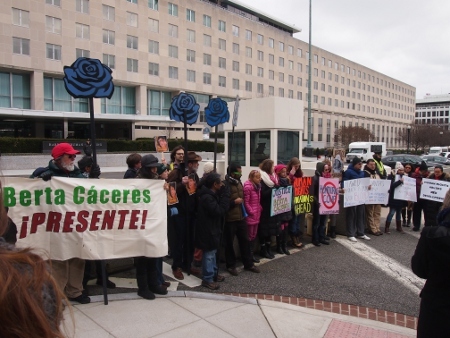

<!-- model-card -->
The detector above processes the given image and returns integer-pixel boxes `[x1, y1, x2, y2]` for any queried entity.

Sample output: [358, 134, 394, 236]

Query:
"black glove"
[40, 172, 53, 181]
[89, 164, 101, 179]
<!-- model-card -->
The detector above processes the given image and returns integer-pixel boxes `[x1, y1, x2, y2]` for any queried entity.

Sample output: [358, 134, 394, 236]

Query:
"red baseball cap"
[51, 143, 81, 159]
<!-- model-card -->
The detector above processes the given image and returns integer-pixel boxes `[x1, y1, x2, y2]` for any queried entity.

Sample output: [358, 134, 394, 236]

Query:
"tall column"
[136, 85, 147, 116]
[31, 71, 44, 110]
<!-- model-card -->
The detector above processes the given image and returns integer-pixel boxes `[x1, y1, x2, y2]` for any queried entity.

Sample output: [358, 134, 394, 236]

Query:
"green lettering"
[132, 189, 140, 203]
[20, 190, 31, 207]
[111, 190, 121, 203]
[35, 189, 43, 206]
[73, 186, 85, 204]
[44, 187, 53, 205]
[142, 190, 151, 203]
[87, 186, 98, 204]
[54, 189, 65, 205]
[100, 190, 109, 204]
[122, 190, 130, 203]
[3, 187, 16, 207]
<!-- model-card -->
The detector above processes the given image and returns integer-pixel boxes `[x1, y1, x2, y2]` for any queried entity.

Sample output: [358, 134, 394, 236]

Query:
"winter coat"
[243, 180, 262, 226]
[387, 173, 407, 209]
[124, 167, 139, 179]
[312, 162, 325, 203]
[258, 180, 280, 237]
[411, 168, 429, 198]
[412, 207, 450, 338]
[342, 163, 365, 186]
[167, 167, 199, 216]
[30, 160, 85, 179]
[224, 175, 244, 222]
[194, 185, 230, 251]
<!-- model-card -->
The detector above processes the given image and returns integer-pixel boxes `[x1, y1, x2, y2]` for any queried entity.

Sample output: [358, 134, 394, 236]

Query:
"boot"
[276, 236, 284, 255]
[384, 221, 391, 234]
[401, 208, 407, 226]
[281, 241, 290, 255]
[250, 240, 260, 263]
[148, 269, 168, 295]
[406, 210, 412, 227]
[266, 241, 275, 259]
[259, 243, 272, 259]
[329, 226, 336, 239]
[290, 234, 299, 247]
[295, 235, 304, 248]
[396, 220, 405, 234]
[136, 272, 155, 300]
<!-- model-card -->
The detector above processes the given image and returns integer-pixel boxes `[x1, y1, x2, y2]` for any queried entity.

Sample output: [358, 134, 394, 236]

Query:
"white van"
[429, 146, 447, 154]
[345, 142, 386, 163]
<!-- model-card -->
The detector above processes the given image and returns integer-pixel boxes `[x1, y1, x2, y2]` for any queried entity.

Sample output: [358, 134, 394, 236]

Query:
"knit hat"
[419, 161, 428, 171]
[352, 157, 362, 166]
[274, 164, 287, 174]
[203, 162, 214, 174]
[157, 164, 168, 175]
[141, 154, 159, 168]
[395, 162, 404, 170]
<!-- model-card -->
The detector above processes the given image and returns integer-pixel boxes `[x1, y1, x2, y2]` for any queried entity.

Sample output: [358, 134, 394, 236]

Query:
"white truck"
[429, 146, 447, 155]
[345, 142, 386, 163]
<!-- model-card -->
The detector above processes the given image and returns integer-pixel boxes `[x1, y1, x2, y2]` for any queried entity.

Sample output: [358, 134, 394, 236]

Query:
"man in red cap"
[30, 142, 101, 304]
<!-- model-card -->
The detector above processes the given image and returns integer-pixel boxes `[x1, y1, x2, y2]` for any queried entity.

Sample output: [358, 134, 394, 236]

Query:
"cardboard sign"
[319, 178, 340, 215]
[420, 178, 450, 202]
[292, 176, 313, 215]
[365, 179, 391, 205]
[270, 186, 292, 216]
[394, 175, 417, 202]
[343, 178, 371, 208]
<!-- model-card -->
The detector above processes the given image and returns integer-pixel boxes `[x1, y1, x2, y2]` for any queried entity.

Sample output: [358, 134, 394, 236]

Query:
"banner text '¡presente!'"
[4, 186, 151, 207]
[19, 209, 149, 239]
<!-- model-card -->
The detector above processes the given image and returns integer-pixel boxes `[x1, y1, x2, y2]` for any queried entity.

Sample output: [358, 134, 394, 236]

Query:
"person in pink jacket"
[243, 169, 263, 263]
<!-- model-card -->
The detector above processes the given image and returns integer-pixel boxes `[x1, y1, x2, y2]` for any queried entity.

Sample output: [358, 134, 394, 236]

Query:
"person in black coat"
[385, 163, 407, 234]
[194, 173, 230, 290]
[412, 189, 450, 338]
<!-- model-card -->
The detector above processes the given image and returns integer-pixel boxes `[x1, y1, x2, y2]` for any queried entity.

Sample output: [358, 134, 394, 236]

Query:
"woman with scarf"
[287, 157, 305, 247]
[412, 188, 450, 338]
[258, 159, 280, 259]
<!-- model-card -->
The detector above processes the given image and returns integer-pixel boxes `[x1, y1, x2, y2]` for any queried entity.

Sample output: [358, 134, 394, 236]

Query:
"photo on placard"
[186, 174, 197, 195]
[167, 182, 178, 205]
[155, 135, 169, 153]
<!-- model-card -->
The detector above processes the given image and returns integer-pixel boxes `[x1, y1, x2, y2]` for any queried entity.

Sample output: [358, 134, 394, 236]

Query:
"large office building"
[415, 94, 450, 127]
[0, 0, 415, 147]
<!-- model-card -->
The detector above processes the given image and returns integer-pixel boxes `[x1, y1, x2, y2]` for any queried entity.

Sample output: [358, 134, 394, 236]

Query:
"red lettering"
[129, 210, 139, 230]
[30, 213, 46, 234]
[76, 210, 89, 232]
[141, 210, 147, 229]
[46, 212, 62, 233]
[101, 210, 116, 230]
[19, 216, 29, 239]
[62, 212, 76, 233]
[89, 210, 102, 231]
[117, 210, 129, 229]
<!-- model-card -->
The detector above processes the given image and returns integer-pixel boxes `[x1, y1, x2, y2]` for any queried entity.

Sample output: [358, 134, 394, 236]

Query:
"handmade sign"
[169, 92, 200, 125]
[205, 98, 230, 127]
[318, 178, 340, 214]
[292, 176, 313, 215]
[365, 179, 391, 205]
[394, 175, 417, 202]
[343, 178, 371, 208]
[155, 136, 169, 153]
[270, 186, 293, 216]
[4, 177, 167, 260]
[420, 178, 450, 202]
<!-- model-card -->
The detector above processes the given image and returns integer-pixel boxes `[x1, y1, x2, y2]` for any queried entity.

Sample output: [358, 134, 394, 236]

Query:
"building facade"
[415, 94, 450, 128]
[0, 0, 415, 146]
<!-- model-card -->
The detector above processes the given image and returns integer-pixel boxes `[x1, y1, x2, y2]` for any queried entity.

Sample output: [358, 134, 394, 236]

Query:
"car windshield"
[349, 148, 365, 154]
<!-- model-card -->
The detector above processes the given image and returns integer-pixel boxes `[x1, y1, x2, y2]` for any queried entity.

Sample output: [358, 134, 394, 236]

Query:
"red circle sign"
[321, 181, 338, 209]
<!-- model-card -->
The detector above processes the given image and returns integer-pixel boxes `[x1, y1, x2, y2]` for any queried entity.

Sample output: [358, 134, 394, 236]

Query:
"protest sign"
[343, 178, 370, 208]
[365, 179, 390, 205]
[270, 186, 292, 216]
[3, 177, 167, 260]
[420, 178, 450, 202]
[292, 176, 313, 215]
[394, 175, 417, 202]
[319, 178, 339, 215]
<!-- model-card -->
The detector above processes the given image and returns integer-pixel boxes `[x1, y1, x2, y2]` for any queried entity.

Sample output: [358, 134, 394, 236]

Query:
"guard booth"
[224, 97, 304, 178]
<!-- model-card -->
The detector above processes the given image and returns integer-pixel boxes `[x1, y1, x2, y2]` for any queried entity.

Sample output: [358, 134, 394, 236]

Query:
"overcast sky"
[237, 0, 450, 99]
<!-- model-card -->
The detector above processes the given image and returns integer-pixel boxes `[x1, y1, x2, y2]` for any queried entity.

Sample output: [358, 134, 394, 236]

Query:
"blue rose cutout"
[63, 57, 114, 99]
[205, 98, 230, 127]
[169, 93, 200, 125]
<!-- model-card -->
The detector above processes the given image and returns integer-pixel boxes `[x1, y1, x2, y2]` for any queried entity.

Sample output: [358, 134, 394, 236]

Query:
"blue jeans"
[289, 213, 305, 236]
[202, 249, 217, 283]
[387, 206, 402, 223]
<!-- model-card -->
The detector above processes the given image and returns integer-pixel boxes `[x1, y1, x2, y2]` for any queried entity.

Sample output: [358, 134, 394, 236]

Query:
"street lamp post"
[407, 125, 411, 154]
[305, 0, 313, 157]
[440, 131, 444, 147]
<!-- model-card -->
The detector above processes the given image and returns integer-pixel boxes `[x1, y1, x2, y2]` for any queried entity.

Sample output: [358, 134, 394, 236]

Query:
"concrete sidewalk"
[63, 292, 416, 338]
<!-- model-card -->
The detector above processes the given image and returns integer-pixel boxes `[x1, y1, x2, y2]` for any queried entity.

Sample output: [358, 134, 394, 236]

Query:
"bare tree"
[334, 126, 375, 147]
[165, 121, 176, 139]
[397, 123, 441, 153]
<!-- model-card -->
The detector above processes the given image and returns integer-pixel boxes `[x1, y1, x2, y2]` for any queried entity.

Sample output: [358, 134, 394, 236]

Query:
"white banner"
[420, 178, 450, 202]
[394, 175, 417, 202]
[2, 177, 168, 260]
[343, 178, 370, 208]
[365, 179, 391, 205]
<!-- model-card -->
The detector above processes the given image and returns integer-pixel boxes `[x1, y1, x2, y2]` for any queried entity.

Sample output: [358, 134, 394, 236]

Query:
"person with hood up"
[311, 162, 332, 246]
[412, 189, 450, 338]
[287, 157, 305, 248]
[364, 159, 383, 236]
[424, 165, 450, 227]
[343, 157, 370, 242]
[243, 170, 263, 263]
[274, 164, 293, 254]
[412, 162, 430, 232]
[385, 162, 407, 234]
[195, 173, 230, 290]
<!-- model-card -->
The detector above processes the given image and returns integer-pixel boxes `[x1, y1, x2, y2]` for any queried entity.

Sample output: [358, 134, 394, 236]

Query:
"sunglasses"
[67, 154, 76, 159]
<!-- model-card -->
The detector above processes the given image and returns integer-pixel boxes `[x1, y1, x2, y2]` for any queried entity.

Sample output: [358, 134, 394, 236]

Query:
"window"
[257, 84, 263, 94]
[103, 30, 115, 45]
[203, 53, 211, 65]
[245, 64, 252, 75]
[314, 54, 318, 63]
[233, 61, 239, 72]
[169, 66, 178, 79]
[233, 43, 239, 54]
[257, 50, 264, 61]
[269, 86, 274, 96]
[279, 88, 284, 97]
[218, 20, 226, 32]
[203, 73, 211, 85]
[279, 73, 284, 82]
[297, 92, 302, 100]
[76, 0, 89, 14]
[245, 81, 252, 92]
[219, 38, 226, 51]
[289, 61, 294, 70]
[46, 44, 61, 60]
[148, 18, 159, 32]
[76, 23, 90, 39]
[279, 57, 284, 67]
[321, 70, 325, 78]
[148, 40, 159, 54]
[218, 76, 226, 87]
[203, 14, 211, 27]
[298, 63, 302, 72]
[46, 0, 61, 6]
[219, 57, 226, 69]
[168, 45, 178, 58]
[279, 42, 284, 52]
[232, 25, 239, 36]
[102, 85, 135, 115]
[12, 37, 29, 55]
[102, 5, 115, 20]
[187, 70, 195, 82]
[246, 29, 252, 41]
[126, 12, 138, 27]
[269, 38, 274, 48]
[203, 34, 211, 47]
[44, 76, 86, 112]
[127, 35, 138, 49]
[314, 68, 318, 76]
[168, 24, 178, 37]
[297, 48, 302, 57]
[186, 49, 195, 62]
[103, 54, 115, 69]
[321, 83, 325, 91]
[148, 0, 158, 10]
[288, 45, 294, 55]
[186, 9, 195, 22]
[45, 16, 61, 34]
[187, 29, 195, 42]
[168, 3, 178, 16]
[297, 77, 302, 86]
[257, 34, 263, 45]
[76, 48, 90, 58]
[288, 75, 293, 84]
[269, 54, 274, 64]
[127, 0, 137, 3]
[12, 8, 29, 27]
[127, 58, 138, 72]
[246, 47, 252, 58]
[233, 79, 239, 90]
[288, 90, 294, 99]
[257, 67, 264, 77]
[269, 70, 274, 80]
[321, 57, 325, 65]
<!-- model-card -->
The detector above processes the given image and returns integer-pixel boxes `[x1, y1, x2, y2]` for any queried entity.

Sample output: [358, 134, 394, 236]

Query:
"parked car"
[381, 154, 433, 170]
[440, 152, 450, 159]
[421, 155, 450, 165]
